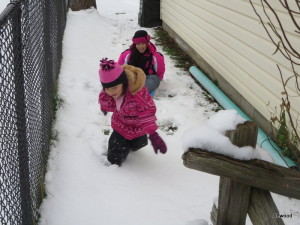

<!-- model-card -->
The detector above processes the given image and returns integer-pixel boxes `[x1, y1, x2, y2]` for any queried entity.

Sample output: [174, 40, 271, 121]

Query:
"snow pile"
[182, 110, 262, 161]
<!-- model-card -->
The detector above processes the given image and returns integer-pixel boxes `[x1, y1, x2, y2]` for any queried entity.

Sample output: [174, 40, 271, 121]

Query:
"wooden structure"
[182, 121, 300, 225]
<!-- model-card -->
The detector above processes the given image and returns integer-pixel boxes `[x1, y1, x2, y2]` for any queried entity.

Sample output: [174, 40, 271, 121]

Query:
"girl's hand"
[149, 132, 167, 154]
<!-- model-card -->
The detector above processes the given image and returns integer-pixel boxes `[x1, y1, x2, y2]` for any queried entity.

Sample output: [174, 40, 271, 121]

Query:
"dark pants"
[107, 130, 148, 166]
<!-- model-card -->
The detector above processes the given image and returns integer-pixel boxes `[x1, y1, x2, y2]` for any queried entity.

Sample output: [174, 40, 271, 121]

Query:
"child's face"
[136, 42, 147, 53]
[105, 84, 124, 99]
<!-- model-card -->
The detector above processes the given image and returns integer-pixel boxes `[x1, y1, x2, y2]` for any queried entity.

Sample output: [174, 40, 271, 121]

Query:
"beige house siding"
[161, 0, 300, 137]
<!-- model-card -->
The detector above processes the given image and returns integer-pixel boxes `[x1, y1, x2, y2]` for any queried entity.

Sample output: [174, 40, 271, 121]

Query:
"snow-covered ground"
[14, 0, 297, 224]
[0, 0, 10, 13]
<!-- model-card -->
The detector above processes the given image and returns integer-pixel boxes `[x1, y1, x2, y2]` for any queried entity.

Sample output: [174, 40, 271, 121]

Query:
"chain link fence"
[0, 0, 68, 224]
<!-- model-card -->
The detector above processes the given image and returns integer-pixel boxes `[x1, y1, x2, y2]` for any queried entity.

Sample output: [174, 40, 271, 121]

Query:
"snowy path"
[38, 1, 300, 225]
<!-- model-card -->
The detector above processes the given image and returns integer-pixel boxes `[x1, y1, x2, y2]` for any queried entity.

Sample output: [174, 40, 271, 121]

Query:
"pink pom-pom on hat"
[99, 58, 128, 88]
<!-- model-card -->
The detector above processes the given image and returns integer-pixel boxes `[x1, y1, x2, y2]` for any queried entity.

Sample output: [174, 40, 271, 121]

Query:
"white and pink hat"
[99, 58, 128, 88]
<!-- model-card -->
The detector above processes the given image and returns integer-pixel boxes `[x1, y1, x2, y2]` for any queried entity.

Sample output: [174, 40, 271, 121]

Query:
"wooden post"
[248, 187, 284, 225]
[182, 120, 296, 225]
[216, 121, 258, 225]
[182, 150, 300, 200]
[225, 121, 258, 148]
[217, 177, 251, 225]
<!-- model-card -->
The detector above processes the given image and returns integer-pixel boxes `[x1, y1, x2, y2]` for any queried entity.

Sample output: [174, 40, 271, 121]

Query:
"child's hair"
[128, 47, 152, 75]
[121, 83, 128, 95]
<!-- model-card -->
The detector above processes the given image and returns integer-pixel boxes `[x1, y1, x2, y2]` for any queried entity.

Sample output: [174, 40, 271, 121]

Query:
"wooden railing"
[182, 122, 300, 225]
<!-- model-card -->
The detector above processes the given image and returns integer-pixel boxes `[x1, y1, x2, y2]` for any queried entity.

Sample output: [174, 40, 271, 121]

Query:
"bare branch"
[283, 0, 300, 31]
[296, 0, 300, 11]
[249, 0, 300, 151]
[249, 1, 290, 60]
[262, 0, 300, 58]
[272, 41, 281, 55]
[277, 65, 300, 141]
[250, 0, 300, 64]
[290, 61, 300, 92]
[280, 0, 300, 14]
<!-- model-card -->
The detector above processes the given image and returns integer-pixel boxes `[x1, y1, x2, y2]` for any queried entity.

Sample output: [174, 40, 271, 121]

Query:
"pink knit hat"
[99, 58, 128, 88]
[132, 30, 151, 44]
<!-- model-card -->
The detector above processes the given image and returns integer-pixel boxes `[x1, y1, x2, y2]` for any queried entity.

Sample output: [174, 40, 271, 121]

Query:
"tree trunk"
[69, 0, 97, 11]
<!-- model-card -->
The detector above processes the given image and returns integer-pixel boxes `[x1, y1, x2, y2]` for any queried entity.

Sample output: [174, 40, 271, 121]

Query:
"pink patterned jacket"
[99, 87, 158, 140]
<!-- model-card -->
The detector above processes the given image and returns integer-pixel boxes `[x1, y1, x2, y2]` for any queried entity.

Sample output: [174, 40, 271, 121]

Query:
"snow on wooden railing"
[182, 121, 300, 225]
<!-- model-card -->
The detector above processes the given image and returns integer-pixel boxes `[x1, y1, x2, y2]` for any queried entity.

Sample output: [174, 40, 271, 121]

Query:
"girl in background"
[118, 30, 165, 94]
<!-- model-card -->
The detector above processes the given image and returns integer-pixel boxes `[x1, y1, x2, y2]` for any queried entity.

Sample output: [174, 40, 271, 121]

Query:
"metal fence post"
[11, 1, 33, 224]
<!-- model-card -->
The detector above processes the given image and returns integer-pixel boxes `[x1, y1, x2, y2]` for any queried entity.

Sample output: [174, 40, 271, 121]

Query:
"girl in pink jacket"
[98, 58, 167, 166]
[118, 30, 165, 93]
